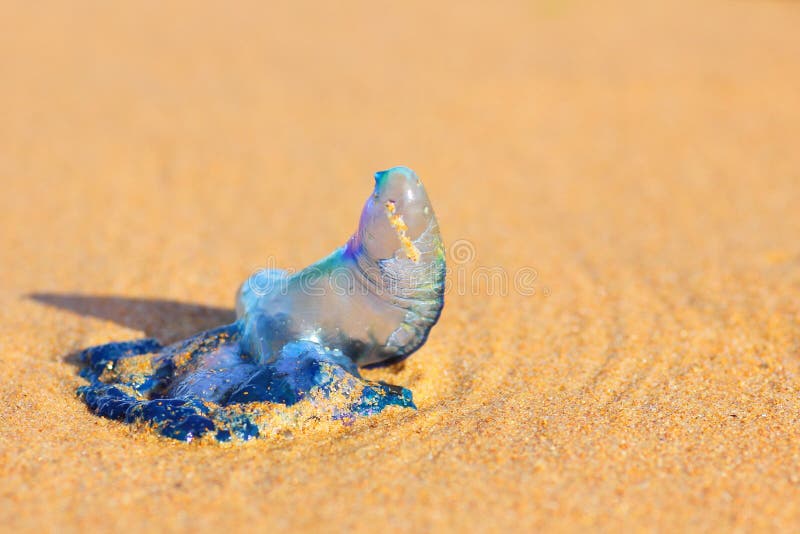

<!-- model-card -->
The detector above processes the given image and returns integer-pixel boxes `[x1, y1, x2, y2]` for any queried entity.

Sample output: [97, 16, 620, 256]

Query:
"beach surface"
[2, 0, 800, 531]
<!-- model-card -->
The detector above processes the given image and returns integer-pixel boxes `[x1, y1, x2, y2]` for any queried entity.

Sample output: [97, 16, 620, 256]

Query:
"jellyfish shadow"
[28, 293, 235, 346]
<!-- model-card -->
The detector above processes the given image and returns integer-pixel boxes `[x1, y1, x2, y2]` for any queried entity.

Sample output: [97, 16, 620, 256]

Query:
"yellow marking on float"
[384, 201, 420, 262]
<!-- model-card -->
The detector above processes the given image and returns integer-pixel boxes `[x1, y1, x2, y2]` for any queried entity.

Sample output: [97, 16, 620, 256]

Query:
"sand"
[2, 0, 800, 531]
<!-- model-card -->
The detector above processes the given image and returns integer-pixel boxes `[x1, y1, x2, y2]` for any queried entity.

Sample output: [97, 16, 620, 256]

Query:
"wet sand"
[2, 0, 800, 531]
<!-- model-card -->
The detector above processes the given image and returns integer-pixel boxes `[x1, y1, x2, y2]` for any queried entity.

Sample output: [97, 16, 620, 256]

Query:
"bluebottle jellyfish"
[76, 166, 446, 442]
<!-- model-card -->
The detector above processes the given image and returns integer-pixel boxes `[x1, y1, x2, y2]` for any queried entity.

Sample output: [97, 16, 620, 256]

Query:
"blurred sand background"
[2, 0, 800, 531]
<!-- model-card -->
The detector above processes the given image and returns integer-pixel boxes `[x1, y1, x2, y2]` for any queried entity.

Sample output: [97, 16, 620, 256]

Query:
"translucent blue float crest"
[76, 166, 446, 442]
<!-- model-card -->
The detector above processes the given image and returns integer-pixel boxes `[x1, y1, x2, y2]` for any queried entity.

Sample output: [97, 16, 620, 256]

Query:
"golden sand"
[2, 0, 800, 531]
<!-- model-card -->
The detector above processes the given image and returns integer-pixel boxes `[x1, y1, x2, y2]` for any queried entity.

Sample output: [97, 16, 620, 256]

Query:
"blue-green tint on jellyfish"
[76, 167, 446, 442]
